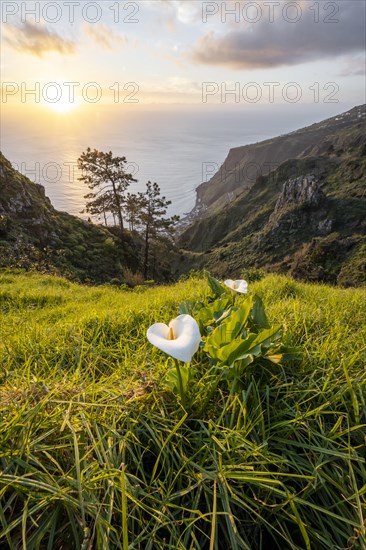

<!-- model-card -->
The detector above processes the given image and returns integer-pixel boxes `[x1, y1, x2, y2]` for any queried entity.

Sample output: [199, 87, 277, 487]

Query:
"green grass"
[0, 270, 365, 549]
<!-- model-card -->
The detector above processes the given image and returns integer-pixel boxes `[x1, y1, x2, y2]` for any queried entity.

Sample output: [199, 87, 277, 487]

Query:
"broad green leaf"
[224, 337, 262, 365]
[204, 341, 221, 360]
[210, 326, 281, 365]
[165, 365, 190, 393]
[250, 295, 270, 329]
[178, 300, 195, 315]
[207, 274, 226, 297]
[214, 309, 232, 324]
[206, 333, 256, 363]
[212, 298, 232, 320]
[197, 306, 215, 326]
[238, 354, 254, 369]
[208, 306, 248, 348]
[250, 325, 282, 349]
[197, 298, 231, 327]
[222, 355, 255, 379]
[204, 298, 253, 351]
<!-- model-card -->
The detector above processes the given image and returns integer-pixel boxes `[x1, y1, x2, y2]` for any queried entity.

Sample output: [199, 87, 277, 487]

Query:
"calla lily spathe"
[224, 279, 248, 294]
[147, 314, 201, 363]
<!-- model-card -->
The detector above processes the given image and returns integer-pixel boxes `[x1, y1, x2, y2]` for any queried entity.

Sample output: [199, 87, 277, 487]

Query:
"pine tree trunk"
[144, 223, 149, 280]
[111, 182, 124, 242]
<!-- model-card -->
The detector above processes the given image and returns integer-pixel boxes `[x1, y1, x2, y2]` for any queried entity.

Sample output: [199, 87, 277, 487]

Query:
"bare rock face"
[318, 218, 333, 235]
[274, 175, 325, 213]
[0, 153, 57, 245]
[261, 173, 332, 256]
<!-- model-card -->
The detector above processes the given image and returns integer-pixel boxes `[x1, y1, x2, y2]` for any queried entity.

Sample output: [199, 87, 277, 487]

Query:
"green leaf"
[197, 298, 231, 327]
[224, 299, 252, 334]
[205, 333, 253, 363]
[204, 298, 253, 350]
[207, 325, 282, 365]
[165, 365, 190, 393]
[222, 355, 255, 380]
[214, 309, 231, 324]
[250, 295, 270, 329]
[250, 325, 282, 349]
[197, 306, 215, 326]
[207, 274, 226, 298]
[178, 300, 195, 315]
[224, 336, 261, 365]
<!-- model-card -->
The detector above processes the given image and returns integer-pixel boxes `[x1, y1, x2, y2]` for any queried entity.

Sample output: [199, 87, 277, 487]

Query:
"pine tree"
[78, 148, 136, 241]
[124, 192, 143, 232]
[137, 182, 179, 279]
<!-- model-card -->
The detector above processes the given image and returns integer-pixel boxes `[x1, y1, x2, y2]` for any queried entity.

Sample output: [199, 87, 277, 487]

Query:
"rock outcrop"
[273, 175, 325, 213]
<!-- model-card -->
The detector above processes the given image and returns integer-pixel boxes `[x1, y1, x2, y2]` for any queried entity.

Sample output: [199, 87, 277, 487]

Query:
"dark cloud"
[3, 21, 75, 57]
[191, 1, 366, 69]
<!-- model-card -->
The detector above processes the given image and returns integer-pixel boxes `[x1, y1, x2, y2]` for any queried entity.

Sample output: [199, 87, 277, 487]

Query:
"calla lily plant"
[147, 314, 201, 404]
[147, 314, 201, 363]
[224, 279, 248, 294]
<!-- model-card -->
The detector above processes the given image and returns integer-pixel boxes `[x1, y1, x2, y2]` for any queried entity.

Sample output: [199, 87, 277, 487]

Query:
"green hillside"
[0, 152, 174, 284]
[2, 106, 365, 287]
[1, 270, 365, 549]
[178, 108, 366, 286]
[189, 105, 366, 215]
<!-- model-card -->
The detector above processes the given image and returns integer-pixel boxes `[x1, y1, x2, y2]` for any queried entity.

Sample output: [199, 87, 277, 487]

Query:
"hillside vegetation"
[179, 106, 366, 286]
[1, 106, 365, 287]
[0, 270, 365, 549]
[190, 105, 366, 214]
[0, 152, 174, 284]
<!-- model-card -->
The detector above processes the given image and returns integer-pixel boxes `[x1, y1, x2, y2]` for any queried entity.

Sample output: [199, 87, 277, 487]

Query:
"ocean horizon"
[1, 102, 351, 218]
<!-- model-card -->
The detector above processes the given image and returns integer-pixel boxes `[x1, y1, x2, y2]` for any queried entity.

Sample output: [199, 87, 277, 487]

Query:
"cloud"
[174, 1, 203, 24]
[143, 0, 203, 27]
[2, 21, 75, 57]
[190, 0, 366, 70]
[83, 23, 128, 50]
[338, 54, 366, 77]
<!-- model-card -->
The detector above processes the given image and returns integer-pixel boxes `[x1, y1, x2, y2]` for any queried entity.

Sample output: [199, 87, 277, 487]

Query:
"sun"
[45, 98, 79, 114]
[40, 80, 80, 114]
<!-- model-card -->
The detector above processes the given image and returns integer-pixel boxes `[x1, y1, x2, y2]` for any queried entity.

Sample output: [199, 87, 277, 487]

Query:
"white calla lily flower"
[224, 279, 248, 294]
[147, 314, 201, 363]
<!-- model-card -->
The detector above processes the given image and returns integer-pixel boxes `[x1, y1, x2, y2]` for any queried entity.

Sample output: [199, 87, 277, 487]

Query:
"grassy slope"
[0, 271, 365, 549]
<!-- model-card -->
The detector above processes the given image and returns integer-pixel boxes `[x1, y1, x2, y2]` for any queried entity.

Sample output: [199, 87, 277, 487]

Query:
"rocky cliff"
[178, 107, 366, 286]
[272, 175, 325, 212]
[189, 105, 366, 218]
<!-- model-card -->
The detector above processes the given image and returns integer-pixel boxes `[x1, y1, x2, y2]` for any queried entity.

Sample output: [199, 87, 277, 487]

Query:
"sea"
[1, 102, 350, 218]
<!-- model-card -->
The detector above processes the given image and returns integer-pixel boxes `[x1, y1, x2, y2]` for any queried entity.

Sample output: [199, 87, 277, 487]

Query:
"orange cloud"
[2, 21, 75, 57]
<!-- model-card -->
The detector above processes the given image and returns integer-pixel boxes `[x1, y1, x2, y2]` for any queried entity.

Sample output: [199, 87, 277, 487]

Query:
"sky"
[1, 0, 365, 112]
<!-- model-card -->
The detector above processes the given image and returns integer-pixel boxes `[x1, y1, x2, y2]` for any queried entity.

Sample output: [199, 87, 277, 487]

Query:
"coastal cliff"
[178, 105, 366, 286]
